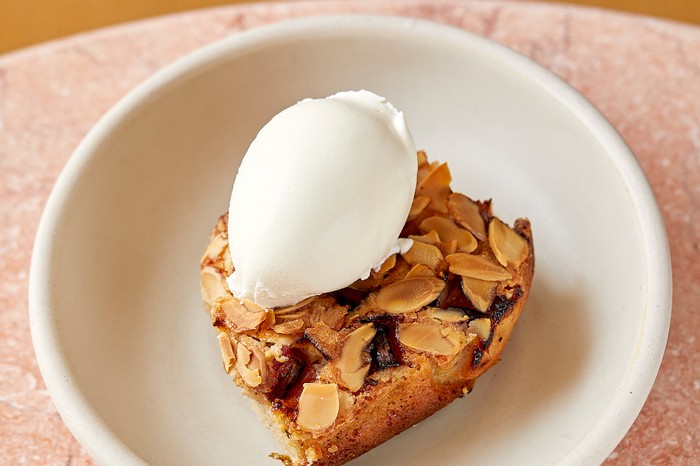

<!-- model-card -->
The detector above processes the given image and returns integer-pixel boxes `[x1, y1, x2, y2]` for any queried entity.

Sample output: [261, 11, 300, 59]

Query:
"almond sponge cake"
[199, 151, 534, 466]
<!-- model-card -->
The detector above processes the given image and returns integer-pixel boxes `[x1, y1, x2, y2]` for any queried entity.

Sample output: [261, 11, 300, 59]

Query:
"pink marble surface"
[1, 1, 698, 464]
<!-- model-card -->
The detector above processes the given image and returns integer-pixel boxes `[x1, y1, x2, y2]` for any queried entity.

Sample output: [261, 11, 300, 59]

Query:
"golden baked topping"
[235, 342, 265, 387]
[375, 277, 445, 314]
[488, 218, 528, 267]
[407, 196, 431, 221]
[446, 193, 487, 240]
[419, 216, 477, 253]
[400, 241, 444, 270]
[201, 233, 227, 264]
[221, 298, 268, 331]
[272, 319, 305, 335]
[337, 324, 376, 392]
[374, 254, 397, 276]
[430, 308, 469, 322]
[200, 267, 229, 304]
[408, 230, 441, 246]
[217, 332, 235, 374]
[445, 253, 512, 281]
[416, 162, 451, 213]
[297, 383, 340, 432]
[222, 247, 234, 275]
[460, 276, 497, 312]
[467, 318, 492, 340]
[398, 323, 460, 355]
[404, 264, 435, 279]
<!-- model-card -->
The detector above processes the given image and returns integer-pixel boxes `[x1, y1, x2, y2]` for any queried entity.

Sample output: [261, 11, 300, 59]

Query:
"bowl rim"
[29, 14, 672, 466]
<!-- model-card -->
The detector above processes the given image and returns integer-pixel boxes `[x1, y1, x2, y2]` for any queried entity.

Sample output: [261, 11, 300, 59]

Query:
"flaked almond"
[375, 277, 445, 314]
[337, 389, 355, 418]
[489, 218, 528, 267]
[461, 276, 497, 312]
[319, 305, 347, 331]
[222, 247, 234, 275]
[235, 342, 264, 387]
[305, 322, 342, 358]
[398, 323, 459, 355]
[217, 332, 235, 374]
[446, 253, 512, 281]
[439, 239, 459, 256]
[201, 233, 227, 264]
[420, 216, 477, 253]
[297, 383, 340, 432]
[337, 324, 376, 392]
[401, 241, 444, 270]
[417, 150, 428, 167]
[221, 298, 268, 331]
[468, 318, 491, 340]
[417, 160, 439, 187]
[349, 274, 380, 291]
[416, 163, 451, 213]
[430, 308, 469, 322]
[407, 196, 431, 221]
[200, 267, 229, 303]
[404, 264, 435, 279]
[374, 254, 397, 276]
[447, 193, 487, 240]
[409, 230, 441, 246]
[274, 296, 315, 316]
[272, 318, 305, 335]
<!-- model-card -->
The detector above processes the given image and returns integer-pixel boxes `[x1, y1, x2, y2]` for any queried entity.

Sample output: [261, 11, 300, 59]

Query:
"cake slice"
[199, 152, 534, 465]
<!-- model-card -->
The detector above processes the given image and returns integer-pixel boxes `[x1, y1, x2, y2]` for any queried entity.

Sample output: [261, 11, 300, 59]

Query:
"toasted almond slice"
[461, 276, 497, 312]
[447, 193, 487, 240]
[217, 333, 235, 374]
[375, 277, 445, 314]
[272, 318, 305, 335]
[417, 150, 428, 167]
[221, 298, 268, 331]
[398, 323, 458, 355]
[374, 254, 397, 275]
[407, 196, 431, 221]
[468, 318, 492, 340]
[222, 247, 234, 275]
[409, 230, 441, 246]
[274, 296, 315, 315]
[441, 326, 463, 348]
[430, 308, 469, 322]
[337, 324, 376, 391]
[235, 342, 263, 387]
[337, 389, 355, 418]
[404, 264, 435, 279]
[349, 274, 381, 291]
[340, 366, 371, 393]
[417, 160, 438, 187]
[420, 216, 477, 253]
[201, 233, 227, 264]
[439, 239, 459, 256]
[200, 267, 229, 303]
[489, 218, 528, 267]
[416, 163, 451, 213]
[401, 241, 444, 270]
[446, 253, 512, 281]
[297, 383, 340, 432]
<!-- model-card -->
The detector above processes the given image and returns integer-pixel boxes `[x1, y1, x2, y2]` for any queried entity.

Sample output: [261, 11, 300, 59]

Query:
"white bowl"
[30, 15, 671, 466]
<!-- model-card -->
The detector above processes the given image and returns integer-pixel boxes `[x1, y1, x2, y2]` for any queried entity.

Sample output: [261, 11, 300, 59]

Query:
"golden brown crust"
[199, 153, 534, 466]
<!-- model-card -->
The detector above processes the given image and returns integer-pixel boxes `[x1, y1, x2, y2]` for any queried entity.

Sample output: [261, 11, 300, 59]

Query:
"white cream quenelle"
[226, 90, 417, 308]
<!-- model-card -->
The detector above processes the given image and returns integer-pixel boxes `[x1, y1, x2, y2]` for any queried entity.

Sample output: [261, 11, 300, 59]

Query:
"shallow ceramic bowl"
[30, 15, 671, 466]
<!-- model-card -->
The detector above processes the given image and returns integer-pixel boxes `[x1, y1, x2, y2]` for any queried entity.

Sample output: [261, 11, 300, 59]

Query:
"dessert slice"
[200, 152, 534, 466]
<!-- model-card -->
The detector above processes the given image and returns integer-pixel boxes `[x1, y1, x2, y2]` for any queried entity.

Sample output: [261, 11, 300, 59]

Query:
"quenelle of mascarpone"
[226, 90, 417, 308]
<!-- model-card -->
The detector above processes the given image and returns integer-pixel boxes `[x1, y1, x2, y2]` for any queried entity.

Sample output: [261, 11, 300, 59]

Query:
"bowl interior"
[32, 17, 668, 466]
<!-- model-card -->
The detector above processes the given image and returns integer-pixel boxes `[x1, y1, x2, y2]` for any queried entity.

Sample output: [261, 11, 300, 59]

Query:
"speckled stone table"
[1, 1, 698, 464]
